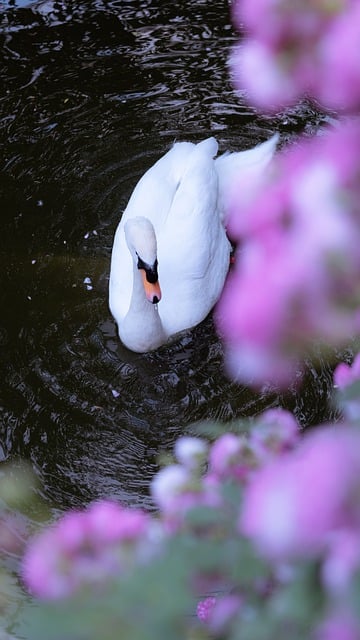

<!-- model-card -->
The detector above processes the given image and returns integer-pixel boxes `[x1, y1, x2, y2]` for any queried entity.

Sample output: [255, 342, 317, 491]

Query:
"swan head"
[124, 217, 162, 304]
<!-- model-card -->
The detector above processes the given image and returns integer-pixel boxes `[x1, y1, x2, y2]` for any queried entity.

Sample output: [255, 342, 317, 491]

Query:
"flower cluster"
[231, 0, 360, 113]
[151, 408, 299, 530]
[153, 410, 360, 638]
[20, 403, 360, 638]
[240, 419, 360, 639]
[216, 121, 360, 387]
[241, 425, 360, 562]
[334, 352, 360, 390]
[22, 500, 157, 599]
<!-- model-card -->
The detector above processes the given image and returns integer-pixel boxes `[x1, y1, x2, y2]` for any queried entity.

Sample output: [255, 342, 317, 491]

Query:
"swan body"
[109, 134, 278, 352]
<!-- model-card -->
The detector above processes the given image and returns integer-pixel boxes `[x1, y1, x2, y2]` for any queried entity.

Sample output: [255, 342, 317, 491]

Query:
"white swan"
[109, 134, 278, 352]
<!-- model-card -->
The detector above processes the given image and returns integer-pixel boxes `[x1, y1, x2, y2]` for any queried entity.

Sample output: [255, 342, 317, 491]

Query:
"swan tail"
[215, 133, 279, 224]
[158, 140, 218, 208]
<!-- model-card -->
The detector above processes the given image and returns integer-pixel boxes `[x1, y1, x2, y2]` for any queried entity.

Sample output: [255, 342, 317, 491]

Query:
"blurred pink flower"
[151, 465, 192, 513]
[240, 425, 360, 559]
[315, 609, 360, 640]
[22, 527, 73, 600]
[206, 594, 243, 634]
[197, 594, 243, 633]
[174, 436, 208, 470]
[231, 0, 360, 113]
[317, 4, 360, 111]
[334, 353, 360, 389]
[151, 464, 220, 532]
[250, 408, 300, 460]
[196, 596, 217, 623]
[22, 500, 151, 599]
[322, 529, 360, 594]
[208, 433, 257, 482]
[216, 122, 360, 388]
[85, 500, 149, 543]
[233, 0, 336, 46]
[231, 40, 302, 111]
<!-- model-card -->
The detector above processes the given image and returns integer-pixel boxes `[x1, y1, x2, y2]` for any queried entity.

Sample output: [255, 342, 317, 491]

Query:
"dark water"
[0, 0, 336, 523]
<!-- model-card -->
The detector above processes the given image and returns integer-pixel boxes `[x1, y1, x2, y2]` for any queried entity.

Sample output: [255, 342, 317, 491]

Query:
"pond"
[0, 0, 338, 633]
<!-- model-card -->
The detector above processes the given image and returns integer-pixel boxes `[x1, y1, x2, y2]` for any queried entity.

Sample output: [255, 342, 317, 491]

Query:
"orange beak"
[140, 270, 162, 304]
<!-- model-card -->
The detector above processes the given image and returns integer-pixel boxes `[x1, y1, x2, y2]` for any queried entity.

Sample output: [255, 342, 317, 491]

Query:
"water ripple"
[0, 0, 333, 515]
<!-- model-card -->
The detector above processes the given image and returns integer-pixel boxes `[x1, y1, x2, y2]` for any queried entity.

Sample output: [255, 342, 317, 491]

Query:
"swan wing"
[109, 141, 196, 322]
[157, 138, 231, 334]
[121, 141, 196, 230]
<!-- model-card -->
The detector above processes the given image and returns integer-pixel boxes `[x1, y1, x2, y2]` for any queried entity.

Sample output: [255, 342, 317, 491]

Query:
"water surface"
[0, 0, 335, 516]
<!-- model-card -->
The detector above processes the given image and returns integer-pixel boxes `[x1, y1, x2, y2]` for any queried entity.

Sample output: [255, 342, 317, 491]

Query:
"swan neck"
[119, 260, 167, 352]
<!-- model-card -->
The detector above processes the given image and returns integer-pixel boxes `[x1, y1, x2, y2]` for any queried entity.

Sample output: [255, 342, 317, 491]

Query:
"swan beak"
[140, 269, 162, 304]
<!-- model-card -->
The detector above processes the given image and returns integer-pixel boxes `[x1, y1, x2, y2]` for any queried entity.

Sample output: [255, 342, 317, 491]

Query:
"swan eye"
[136, 255, 159, 284]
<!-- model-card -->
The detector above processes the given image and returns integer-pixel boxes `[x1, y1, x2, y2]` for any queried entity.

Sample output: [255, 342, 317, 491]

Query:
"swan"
[109, 134, 278, 352]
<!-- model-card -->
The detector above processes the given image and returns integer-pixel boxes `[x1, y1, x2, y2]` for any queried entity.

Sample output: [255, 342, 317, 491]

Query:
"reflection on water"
[0, 0, 335, 519]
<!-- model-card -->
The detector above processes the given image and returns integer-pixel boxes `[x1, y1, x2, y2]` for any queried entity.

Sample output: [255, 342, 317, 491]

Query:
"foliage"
[12, 402, 360, 640]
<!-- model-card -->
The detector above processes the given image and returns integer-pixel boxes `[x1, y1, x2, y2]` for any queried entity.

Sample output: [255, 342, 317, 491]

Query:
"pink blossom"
[85, 500, 149, 543]
[250, 408, 300, 461]
[240, 425, 360, 559]
[322, 529, 360, 594]
[174, 436, 208, 470]
[216, 122, 360, 388]
[151, 464, 220, 532]
[316, 4, 360, 111]
[151, 465, 192, 513]
[196, 596, 217, 623]
[233, 0, 338, 46]
[206, 595, 243, 634]
[222, 340, 299, 389]
[207, 409, 299, 483]
[208, 433, 258, 482]
[22, 528, 74, 600]
[334, 353, 360, 389]
[231, 40, 302, 111]
[231, 0, 360, 113]
[22, 500, 151, 600]
[315, 609, 360, 640]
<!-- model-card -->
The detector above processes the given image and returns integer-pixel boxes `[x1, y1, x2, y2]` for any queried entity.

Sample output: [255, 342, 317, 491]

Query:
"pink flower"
[334, 353, 360, 389]
[206, 595, 243, 634]
[231, 40, 302, 111]
[231, 0, 360, 113]
[207, 409, 299, 483]
[85, 501, 149, 543]
[250, 408, 300, 461]
[22, 500, 151, 600]
[216, 122, 360, 388]
[315, 609, 360, 640]
[316, 4, 360, 111]
[322, 529, 360, 594]
[240, 425, 360, 559]
[151, 465, 192, 513]
[196, 596, 217, 623]
[208, 433, 258, 482]
[174, 437, 208, 470]
[197, 594, 243, 633]
[151, 464, 220, 532]
[22, 528, 74, 600]
[233, 0, 336, 46]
